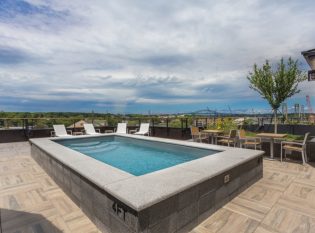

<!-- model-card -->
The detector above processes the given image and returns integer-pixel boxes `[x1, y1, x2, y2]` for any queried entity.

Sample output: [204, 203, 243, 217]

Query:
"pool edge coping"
[30, 134, 264, 211]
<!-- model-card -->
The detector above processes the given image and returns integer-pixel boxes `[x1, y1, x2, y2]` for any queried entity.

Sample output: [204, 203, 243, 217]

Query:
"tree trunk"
[274, 109, 277, 134]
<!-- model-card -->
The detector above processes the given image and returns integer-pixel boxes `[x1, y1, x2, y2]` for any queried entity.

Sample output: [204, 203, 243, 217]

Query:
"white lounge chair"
[84, 123, 101, 135]
[52, 125, 72, 137]
[134, 123, 150, 136]
[116, 123, 127, 134]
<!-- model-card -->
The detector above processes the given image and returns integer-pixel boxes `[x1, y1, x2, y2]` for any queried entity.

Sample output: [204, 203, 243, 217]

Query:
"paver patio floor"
[1, 142, 315, 233]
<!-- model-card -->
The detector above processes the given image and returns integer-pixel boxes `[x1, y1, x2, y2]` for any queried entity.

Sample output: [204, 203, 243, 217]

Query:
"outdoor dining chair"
[281, 132, 310, 164]
[190, 126, 208, 143]
[217, 129, 237, 147]
[238, 129, 262, 150]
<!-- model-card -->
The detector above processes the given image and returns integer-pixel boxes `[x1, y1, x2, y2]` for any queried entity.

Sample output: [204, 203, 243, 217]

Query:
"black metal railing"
[1, 117, 315, 162]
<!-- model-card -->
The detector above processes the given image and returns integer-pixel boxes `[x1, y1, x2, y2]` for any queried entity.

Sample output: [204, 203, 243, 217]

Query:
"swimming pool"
[30, 134, 264, 233]
[56, 136, 218, 176]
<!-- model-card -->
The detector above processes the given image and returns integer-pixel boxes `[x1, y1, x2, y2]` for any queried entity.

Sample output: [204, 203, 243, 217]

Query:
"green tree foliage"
[169, 119, 182, 128]
[207, 117, 238, 133]
[247, 58, 306, 133]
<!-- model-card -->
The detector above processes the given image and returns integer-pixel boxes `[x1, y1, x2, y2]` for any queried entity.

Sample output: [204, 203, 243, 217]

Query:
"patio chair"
[51, 125, 72, 137]
[217, 129, 237, 147]
[134, 123, 150, 136]
[190, 126, 208, 143]
[116, 123, 127, 134]
[83, 123, 101, 135]
[281, 132, 310, 164]
[238, 129, 261, 150]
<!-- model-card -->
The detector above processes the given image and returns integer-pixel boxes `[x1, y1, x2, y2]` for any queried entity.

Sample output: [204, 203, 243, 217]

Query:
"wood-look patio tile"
[276, 182, 315, 218]
[224, 196, 270, 222]
[263, 160, 305, 175]
[237, 183, 282, 209]
[2, 142, 315, 233]
[253, 225, 279, 233]
[199, 208, 260, 233]
[261, 204, 315, 233]
[257, 169, 296, 192]
[190, 225, 216, 233]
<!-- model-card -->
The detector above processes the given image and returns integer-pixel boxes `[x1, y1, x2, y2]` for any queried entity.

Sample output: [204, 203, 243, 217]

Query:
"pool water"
[56, 136, 218, 176]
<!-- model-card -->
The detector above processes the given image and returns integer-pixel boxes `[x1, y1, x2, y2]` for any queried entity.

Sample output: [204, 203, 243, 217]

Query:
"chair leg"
[280, 147, 283, 162]
[301, 150, 306, 165]
[304, 148, 308, 163]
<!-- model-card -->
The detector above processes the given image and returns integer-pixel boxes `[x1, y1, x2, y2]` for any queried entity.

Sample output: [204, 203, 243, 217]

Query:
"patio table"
[256, 133, 287, 159]
[202, 129, 224, 144]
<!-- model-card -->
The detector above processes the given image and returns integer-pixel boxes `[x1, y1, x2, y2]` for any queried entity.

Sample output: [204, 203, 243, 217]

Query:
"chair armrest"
[244, 137, 261, 142]
[50, 131, 55, 137]
[216, 135, 229, 139]
[281, 141, 303, 146]
[67, 130, 72, 135]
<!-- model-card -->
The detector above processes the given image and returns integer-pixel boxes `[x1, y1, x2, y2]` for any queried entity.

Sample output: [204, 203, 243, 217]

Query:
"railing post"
[181, 118, 184, 137]
[25, 119, 29, 139]
[166, 118, 169, 137]
[73, 120, 76, 132]
[152, 118, 155, 136]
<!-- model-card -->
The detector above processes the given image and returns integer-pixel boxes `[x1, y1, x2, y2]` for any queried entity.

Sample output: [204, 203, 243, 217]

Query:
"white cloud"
[0, 0, 314, 112]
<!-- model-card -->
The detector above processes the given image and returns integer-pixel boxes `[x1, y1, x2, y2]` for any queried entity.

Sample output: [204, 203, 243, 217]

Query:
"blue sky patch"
[0, 0, 68, 20]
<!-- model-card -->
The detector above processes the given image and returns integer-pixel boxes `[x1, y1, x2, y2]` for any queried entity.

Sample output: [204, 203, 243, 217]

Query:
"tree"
[247, 58, 306, 133]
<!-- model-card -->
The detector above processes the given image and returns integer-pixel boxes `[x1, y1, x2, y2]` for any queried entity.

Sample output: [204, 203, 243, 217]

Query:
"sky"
[0, 0, 314, 114]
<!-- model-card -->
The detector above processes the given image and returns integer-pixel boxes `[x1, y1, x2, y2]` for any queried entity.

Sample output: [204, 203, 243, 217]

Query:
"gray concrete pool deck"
[1, 141, 315, 232]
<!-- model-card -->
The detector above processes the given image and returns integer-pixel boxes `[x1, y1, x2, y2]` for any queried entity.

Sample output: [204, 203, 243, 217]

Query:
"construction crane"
[306, 95, 313, 113]
[228, 105, 232, 115]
